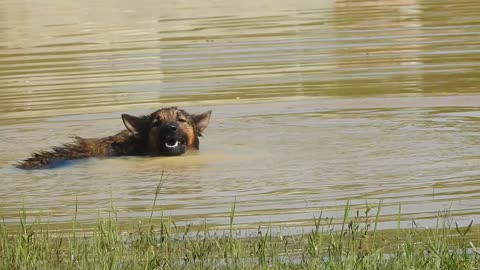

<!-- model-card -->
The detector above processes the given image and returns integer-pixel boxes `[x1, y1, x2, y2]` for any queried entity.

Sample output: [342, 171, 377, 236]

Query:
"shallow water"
[1, 0, 480, 231]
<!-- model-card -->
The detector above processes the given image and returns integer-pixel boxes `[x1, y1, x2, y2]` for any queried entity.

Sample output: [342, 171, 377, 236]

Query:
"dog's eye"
[178, 117, 187, 123]
[152, 119, 161, 127]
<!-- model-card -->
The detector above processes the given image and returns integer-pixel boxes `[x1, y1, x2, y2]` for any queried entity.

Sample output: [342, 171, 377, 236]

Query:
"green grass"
[1, 176, 480, 269]
[1, 202, 480, 270]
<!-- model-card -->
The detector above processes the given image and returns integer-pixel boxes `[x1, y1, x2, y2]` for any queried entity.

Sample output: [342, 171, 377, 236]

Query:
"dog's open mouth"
[162, 137, 187, 155]
[165, 139, 179, 148]
[165, 138, 186, 148]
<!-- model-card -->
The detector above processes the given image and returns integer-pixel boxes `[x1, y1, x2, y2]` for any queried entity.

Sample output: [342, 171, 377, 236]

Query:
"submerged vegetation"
[1, 200, 480, 269]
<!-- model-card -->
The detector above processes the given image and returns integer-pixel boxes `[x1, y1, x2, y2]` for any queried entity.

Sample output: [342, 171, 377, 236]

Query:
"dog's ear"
[122, 114, 145, 134]
[192, 110, 212, 133]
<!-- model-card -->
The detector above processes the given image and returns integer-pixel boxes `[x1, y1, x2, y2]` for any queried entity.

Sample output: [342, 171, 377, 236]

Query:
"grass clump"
[1, 201, 480, 269]
[2, 177, 480, 269]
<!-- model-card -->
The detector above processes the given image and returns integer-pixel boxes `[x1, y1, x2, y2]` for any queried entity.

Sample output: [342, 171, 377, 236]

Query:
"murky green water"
[1, 0, 479, 231]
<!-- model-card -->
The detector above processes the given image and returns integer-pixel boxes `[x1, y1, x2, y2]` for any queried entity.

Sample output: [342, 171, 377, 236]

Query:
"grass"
[1, 177, 480, 269]
[2, 204, 480, 269]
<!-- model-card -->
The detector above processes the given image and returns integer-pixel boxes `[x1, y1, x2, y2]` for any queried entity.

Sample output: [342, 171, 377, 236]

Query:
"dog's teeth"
[165, 141, 179, 148]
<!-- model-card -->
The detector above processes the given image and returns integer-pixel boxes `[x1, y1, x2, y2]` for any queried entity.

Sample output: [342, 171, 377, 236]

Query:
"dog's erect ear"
[122, 114, 145, 134]
[191, 110, 212, 133]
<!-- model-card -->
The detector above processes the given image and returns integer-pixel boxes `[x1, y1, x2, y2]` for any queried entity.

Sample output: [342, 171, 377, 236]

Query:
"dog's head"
[121, 107, 211, 156]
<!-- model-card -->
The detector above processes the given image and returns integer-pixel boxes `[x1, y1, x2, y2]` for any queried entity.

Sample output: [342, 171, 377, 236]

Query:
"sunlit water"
[1, 0, 479, 232]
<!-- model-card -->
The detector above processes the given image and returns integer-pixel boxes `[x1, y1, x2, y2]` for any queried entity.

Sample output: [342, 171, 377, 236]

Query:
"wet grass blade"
[150, 171, 167, 222]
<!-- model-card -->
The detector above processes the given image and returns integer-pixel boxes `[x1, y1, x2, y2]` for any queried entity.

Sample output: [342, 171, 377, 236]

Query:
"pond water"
[0, 0, 479, 231]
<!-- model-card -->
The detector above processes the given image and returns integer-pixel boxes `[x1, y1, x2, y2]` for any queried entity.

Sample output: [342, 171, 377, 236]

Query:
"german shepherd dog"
[17, 107, 212, 170]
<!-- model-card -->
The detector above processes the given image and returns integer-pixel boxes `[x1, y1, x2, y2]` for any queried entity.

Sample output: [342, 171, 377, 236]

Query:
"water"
[1, 0, 479, 231]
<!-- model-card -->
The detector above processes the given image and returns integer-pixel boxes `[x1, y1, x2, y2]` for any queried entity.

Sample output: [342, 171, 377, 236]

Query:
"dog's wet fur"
[16, 107, 212, 170]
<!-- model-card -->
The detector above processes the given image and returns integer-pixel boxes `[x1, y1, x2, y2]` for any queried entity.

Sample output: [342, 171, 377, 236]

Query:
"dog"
[16, 107, 212, 169]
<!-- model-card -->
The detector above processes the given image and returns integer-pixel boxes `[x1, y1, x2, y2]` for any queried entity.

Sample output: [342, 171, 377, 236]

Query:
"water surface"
[1, 0, 480, 231]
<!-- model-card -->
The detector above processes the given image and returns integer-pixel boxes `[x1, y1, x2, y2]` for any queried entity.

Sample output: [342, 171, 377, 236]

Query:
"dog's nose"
[167, 124, 177, 132]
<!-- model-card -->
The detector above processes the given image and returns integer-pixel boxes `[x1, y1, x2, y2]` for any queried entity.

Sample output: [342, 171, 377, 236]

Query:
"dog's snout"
[167, 124, 177, 132]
